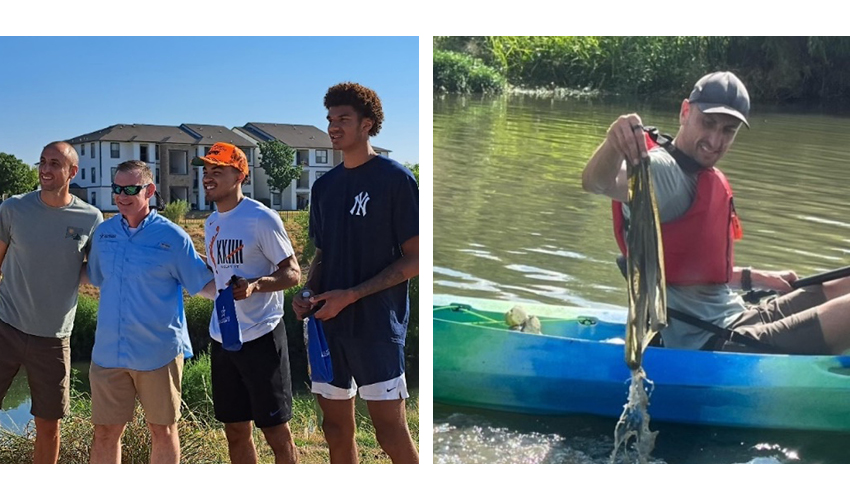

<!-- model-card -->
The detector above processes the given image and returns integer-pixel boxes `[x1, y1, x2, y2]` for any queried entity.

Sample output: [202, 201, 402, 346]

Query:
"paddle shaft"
[791, 265, 850, 289]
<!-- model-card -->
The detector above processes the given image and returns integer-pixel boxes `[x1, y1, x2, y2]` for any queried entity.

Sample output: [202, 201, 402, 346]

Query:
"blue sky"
[0, 37, 419, 166]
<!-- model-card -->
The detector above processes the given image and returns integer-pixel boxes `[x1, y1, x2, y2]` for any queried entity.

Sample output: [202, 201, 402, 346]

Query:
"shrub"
[434, 49, 506, 94]
[70, 295, 98, 362]
[161, 200, 189, 223]
[181, 352, 214, 417]
[184, 295, 213, 356]
[292, 209, 315, 265]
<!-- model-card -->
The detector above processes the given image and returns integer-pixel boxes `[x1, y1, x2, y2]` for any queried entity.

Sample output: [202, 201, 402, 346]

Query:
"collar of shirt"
[118, 209, 158, 235]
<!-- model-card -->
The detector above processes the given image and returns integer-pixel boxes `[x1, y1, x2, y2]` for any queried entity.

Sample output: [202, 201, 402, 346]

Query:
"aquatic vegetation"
[435, 36, 850, 103]
[613, 153, 666, 464]
[433, 50, 506, 94]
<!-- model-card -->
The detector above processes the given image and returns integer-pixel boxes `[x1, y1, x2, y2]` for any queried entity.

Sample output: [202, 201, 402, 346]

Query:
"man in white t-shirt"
[200, 142, 302, 464]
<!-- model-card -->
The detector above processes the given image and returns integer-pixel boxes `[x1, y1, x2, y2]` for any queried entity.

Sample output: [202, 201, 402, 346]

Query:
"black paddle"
[791, 265, 850, 289]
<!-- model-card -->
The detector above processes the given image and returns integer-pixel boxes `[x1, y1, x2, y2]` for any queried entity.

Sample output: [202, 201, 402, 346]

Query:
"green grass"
[0, 356, 419, 464]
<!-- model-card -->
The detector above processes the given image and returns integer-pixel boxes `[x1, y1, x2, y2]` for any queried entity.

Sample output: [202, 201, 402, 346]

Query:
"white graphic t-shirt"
[205, 197, 294, 343]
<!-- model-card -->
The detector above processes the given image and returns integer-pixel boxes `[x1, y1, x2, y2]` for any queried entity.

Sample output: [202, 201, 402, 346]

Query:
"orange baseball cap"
[200, 142, 249, 177]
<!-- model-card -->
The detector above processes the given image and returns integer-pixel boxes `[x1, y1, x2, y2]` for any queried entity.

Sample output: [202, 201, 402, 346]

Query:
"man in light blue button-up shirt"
[86, 160, 213, 464]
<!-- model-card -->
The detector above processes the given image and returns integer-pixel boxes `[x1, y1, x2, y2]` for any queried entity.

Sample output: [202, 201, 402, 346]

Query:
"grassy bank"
[434, 36, 850, 103]
[0, 356, 419, 464]
[7, 208, 421, 463]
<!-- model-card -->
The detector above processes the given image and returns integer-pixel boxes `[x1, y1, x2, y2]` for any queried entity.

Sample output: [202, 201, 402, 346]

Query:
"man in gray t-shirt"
[0, 141, 102, 463]
[582, 71, 850, 356]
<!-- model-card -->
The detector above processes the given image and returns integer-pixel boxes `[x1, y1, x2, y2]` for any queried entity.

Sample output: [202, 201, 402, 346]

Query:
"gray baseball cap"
[688, 71, 750, 128]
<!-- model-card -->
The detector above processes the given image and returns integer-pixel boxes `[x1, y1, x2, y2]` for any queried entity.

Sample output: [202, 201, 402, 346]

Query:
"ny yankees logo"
[350, 191, 370, 216]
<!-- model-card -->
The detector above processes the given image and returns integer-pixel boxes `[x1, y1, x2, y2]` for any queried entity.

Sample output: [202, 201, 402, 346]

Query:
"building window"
[296, 194, 309, 210]
[91, 191, 96, 207]
[155, 168, 160, 184]
[81, 143, 85, 156]
[111, 167, 117, 182]
[155, 146, 159, 161]
[315, 149, 328, 164]
[110, 143, 120, 159]
[272, 190, 281, 207]
[140, 145, 148, 163]
[91, 143, 95, 158]
[91, 168, 96, 182]
[315, 170, 327, 180]
[296, 150, 308, 165]
[240, 147, 251, 163]
[297, 170, 309, 189]
[169, 150, 188, 175]
[81, 168, 85, 180]
[204, 147, 211, 156]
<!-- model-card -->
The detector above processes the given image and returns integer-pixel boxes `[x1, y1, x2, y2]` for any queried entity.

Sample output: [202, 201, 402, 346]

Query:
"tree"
[258, 140, 301, 196]
[0, 153, 38, 199]
[405, 162, 419, 184]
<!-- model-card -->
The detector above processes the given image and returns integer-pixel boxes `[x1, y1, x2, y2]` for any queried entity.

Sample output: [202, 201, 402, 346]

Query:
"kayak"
[434, 294, 850, 432]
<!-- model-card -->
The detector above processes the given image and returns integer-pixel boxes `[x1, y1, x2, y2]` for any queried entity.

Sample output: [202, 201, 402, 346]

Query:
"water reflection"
[435, 404, 848, 464]
[0, 363, 90, 434]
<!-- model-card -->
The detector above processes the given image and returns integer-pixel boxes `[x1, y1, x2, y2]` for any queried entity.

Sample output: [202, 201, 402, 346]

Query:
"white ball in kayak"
[505, 306, 529, 328]
[522, 315, 542, 334]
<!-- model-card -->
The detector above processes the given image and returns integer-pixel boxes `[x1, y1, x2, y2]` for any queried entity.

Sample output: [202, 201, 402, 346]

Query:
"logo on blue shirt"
[350, 191, 370, 216]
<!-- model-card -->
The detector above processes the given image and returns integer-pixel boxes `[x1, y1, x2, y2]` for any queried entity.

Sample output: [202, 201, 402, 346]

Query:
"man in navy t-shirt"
[293, 82, 419, 464]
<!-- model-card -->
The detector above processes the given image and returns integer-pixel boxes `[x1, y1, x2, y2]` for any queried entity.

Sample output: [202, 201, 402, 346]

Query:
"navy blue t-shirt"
[309, 155, 418, 344]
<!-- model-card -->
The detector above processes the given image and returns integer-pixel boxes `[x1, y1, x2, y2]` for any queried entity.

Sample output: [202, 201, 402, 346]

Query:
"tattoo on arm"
[350, 263, 407, 300]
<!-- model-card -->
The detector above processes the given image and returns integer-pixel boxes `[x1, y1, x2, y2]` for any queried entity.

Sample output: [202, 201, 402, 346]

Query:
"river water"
[433, 93, 850, 464]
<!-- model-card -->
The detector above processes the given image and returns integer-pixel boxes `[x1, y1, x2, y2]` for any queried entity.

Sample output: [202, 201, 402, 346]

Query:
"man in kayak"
[582, 71, 850, 355]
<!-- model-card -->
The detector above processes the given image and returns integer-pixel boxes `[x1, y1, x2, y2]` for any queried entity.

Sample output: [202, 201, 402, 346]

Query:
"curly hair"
[324, 82, 384, 136]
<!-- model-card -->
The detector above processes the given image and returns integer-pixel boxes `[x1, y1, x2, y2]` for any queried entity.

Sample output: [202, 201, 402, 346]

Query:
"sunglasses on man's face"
[111, 183, 149, 196]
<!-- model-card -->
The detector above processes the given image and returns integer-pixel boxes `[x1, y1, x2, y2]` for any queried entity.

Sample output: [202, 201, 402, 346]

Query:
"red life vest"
[612, 138, 743, 286]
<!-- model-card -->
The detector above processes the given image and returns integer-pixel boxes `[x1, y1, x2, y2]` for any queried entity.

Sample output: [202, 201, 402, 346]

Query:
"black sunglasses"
[111, 183, 149, 196]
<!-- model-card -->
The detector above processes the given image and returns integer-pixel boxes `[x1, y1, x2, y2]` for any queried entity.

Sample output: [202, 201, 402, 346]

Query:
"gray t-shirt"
[623, 148, 746, 349]
[0, 191, 103, 338]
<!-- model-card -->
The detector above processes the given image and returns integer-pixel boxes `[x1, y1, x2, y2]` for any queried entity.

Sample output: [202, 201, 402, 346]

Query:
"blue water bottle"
[216, 277, 242, 351]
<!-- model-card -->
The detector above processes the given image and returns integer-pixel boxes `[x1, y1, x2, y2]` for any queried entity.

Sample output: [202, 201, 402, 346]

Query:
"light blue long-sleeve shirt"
[87, 210, 212, 370]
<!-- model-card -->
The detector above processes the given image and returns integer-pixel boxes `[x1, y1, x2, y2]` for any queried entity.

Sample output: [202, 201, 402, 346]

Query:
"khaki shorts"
[721, 286, 829, 355]
[0, 319, 70, 420]
[90, 354, 183, 426]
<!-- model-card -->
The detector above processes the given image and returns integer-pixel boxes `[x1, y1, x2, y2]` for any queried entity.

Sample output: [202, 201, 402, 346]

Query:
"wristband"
[741, 267, 752, 291]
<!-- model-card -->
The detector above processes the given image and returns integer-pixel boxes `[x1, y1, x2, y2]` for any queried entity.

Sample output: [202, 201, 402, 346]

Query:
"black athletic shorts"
[210, 321, 292, 428]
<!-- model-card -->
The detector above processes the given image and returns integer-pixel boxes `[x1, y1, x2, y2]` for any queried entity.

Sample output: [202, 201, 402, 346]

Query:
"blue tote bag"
[216, 282, 242, 352]
[306, 317, 333, 383]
